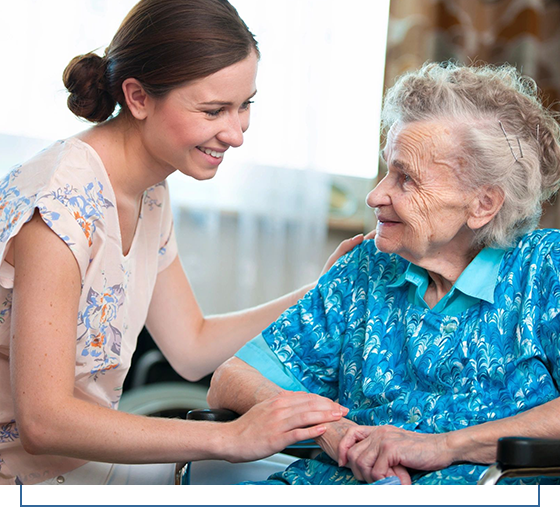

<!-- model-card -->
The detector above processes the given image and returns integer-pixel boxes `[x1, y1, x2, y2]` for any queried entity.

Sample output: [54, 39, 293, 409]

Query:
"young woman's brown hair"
[63, 0, 259, 123]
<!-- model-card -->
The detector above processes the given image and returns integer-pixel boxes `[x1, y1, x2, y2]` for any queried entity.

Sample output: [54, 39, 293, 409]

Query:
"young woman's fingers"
[268, 391, 348, 415]
[285, 424, 328, 444]
[279, 409, 346, 433]
[364, 229, 376, 240]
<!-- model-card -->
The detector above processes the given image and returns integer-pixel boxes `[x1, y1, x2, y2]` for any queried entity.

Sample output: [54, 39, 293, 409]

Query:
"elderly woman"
[207, 62, 560, 485]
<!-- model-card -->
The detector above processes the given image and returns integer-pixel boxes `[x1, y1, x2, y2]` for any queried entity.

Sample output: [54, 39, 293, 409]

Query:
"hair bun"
[63, 52, 116, 123]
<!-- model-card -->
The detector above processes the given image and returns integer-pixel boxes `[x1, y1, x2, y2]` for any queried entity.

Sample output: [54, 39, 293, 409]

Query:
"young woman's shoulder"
[0, 138, 116, 285]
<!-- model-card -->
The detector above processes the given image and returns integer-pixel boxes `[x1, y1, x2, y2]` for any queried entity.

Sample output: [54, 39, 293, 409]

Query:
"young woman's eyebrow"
[199, 90, 257, 107]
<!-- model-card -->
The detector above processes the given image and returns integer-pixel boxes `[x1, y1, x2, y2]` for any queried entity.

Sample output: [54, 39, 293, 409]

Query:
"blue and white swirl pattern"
[255, 230, 560, 485]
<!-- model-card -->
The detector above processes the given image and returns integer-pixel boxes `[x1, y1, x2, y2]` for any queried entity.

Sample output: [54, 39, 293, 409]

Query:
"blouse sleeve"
[236, 333, 310, 392]
[0, 167, 99, 288]
[259, 242, 368, 401]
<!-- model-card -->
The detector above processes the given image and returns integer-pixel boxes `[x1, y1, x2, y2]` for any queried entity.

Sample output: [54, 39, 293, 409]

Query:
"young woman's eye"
[205, 108, 224, 118]
[240, 100, 254, 111]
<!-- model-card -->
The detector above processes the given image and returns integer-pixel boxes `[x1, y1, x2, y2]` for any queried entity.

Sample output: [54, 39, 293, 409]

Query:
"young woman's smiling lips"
[196, 146, 226, 166]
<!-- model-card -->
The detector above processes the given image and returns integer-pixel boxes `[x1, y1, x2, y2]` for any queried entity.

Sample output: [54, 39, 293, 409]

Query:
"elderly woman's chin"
[373, 232, 394, 254]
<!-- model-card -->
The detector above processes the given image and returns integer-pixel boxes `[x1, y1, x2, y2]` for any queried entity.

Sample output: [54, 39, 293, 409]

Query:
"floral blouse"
[0, 138, 177, 484]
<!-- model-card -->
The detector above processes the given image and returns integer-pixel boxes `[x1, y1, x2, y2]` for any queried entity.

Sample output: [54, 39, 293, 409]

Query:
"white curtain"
[170, 167, 331, 314]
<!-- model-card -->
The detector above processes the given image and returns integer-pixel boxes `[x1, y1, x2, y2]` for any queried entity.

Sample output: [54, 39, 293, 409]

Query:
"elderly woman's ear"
[467, 186, 505, 231]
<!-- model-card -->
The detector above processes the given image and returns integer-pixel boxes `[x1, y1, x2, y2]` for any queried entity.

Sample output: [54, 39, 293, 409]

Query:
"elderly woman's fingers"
[392, 465, 411, 485]
[337, 425, 373, 467]
[320, 234, 364, 276]
[345, 435, 379, 481]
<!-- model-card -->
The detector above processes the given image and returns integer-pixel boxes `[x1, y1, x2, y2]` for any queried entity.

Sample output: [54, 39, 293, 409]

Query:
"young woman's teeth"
[199, 147, 224, 158]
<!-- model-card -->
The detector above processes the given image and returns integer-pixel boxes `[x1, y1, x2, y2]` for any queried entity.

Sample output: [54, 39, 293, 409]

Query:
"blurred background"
[2, 0, 560, 412]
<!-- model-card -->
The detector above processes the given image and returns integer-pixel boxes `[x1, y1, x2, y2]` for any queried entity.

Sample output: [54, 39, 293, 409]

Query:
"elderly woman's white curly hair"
[381, 61, 560, 249]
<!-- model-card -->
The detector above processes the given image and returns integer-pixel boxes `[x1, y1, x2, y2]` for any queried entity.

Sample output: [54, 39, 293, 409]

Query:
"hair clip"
[498, 120, 523, 162]
[536, 124, 540, 143]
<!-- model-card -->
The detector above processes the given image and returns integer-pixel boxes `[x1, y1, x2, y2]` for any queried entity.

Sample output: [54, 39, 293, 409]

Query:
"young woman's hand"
[223, 391, 348, 463]
[320, 230, 376, 277]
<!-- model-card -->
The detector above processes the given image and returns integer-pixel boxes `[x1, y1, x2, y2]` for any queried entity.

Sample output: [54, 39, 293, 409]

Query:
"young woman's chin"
[179, 166, 220, 181]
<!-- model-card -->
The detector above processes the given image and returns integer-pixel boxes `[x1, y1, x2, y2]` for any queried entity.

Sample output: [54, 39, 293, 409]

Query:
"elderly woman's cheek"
[407, 192, 438, 232]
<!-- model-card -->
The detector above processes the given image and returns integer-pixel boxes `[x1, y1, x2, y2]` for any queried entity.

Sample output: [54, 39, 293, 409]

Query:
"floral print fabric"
[251, 232, 560, 485]
[0, 139, 177, 484]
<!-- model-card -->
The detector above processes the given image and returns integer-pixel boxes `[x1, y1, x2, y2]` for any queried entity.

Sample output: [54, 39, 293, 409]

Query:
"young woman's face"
[141, 50, 258, 180]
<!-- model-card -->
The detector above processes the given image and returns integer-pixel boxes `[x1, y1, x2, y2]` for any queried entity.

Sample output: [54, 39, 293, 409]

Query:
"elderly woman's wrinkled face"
[367, 121, 476, 265]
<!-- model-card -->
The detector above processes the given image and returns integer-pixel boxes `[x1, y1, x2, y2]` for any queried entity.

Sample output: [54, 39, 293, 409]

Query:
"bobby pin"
[498, 120, 523, 162]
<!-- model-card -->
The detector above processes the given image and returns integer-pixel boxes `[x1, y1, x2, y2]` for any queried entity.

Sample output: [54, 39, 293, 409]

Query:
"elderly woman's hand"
[314, 418, 361, 463]
[338, 425, 454, 485]
[320, 231, 376, 277]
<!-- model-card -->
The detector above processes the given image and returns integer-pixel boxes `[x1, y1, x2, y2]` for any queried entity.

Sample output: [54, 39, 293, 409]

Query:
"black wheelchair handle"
[186, 408, 240, 422]
[497, 436, 560, 469]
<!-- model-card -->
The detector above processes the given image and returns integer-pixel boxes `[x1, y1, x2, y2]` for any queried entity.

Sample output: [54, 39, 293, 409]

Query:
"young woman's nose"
[217, 114, 245, 148]
[366, 175, 391, 209]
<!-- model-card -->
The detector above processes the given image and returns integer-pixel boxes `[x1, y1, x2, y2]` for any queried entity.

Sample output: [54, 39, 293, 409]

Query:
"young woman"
[0, 0, 363, 485]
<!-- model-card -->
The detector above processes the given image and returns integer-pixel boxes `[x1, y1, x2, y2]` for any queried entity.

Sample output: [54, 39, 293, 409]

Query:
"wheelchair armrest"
[478, 437, 560, 485]
[187, 408, 240, 422]
[497, 437, 560, 469]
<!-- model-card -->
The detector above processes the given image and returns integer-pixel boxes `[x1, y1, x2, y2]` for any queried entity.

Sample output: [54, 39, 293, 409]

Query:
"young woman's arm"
[11, 212, 345, 464]
[146, 234, 370, 381]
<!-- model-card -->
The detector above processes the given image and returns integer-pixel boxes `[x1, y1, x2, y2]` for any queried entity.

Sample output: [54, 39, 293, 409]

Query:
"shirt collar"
[388, 247, 507, 304]
[453, 247, 506, 304]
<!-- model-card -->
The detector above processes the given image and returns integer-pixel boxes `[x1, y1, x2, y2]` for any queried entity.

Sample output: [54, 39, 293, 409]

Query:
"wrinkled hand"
[320, 230, 376, 277]
[338, 425, 453, 485]
[226, 391, 349, 463]
[314, 418, 360, 463]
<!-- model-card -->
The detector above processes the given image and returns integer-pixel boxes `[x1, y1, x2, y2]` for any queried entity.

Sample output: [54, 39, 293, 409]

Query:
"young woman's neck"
[76, 114, 172, 202]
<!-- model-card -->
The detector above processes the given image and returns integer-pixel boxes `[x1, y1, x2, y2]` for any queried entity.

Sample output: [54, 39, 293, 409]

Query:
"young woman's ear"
[467, 186, 505, 230]
[122, 78, 150, 120]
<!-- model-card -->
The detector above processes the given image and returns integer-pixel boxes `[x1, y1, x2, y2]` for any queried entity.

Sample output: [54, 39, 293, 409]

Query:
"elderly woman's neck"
[417, 247, 481, 309]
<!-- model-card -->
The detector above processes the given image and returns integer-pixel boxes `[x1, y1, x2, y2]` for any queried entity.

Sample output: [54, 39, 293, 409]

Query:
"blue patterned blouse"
[237, 231, 560, 485]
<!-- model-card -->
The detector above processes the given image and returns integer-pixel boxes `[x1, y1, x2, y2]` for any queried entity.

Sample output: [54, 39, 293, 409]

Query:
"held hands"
[314, 418, 360, 463]
[320, 231, 376, 277]
[337, 425, 453, 485]
[225, 391, 349, 463]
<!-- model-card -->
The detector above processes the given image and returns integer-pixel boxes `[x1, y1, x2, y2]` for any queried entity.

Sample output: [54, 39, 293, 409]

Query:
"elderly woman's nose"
[366, 180, 390, 209]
